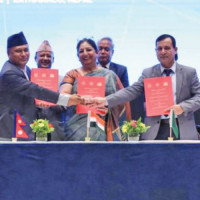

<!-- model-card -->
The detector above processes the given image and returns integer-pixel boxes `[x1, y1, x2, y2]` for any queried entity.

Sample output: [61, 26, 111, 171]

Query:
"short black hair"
[156, 34, 178, 60]
[76, 38, 97, 55]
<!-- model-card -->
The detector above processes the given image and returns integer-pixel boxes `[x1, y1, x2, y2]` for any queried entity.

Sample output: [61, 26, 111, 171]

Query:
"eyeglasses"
[155, 46, 172, 52]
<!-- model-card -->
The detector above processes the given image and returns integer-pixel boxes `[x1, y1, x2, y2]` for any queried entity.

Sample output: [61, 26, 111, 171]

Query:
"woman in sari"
[60, 38, 131, 141]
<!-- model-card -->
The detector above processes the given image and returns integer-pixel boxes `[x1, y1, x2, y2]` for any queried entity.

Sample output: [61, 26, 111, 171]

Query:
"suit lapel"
[152, 64, 162, 77]
[176, 63, 183, 102]
[153, 63, 183, 102]
[109, 62, 115, 72]
[26, 66, 31, 80]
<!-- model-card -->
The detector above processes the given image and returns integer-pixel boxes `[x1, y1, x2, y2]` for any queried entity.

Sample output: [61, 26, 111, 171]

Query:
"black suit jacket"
[109, 62, 129, 87]
[0, 61, 59, 139]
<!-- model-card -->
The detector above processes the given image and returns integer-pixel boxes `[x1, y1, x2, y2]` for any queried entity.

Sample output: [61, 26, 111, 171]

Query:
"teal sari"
[63, 68, 124, 141]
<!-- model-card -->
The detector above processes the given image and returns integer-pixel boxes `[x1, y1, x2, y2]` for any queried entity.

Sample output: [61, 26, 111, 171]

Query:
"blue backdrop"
[0, 142, 200, 199]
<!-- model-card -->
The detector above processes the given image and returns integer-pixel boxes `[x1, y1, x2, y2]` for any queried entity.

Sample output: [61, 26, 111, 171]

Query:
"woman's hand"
[67, 94, 83, 106]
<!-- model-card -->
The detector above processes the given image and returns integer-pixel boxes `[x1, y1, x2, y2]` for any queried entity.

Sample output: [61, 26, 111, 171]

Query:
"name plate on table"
[31, 68, 58, 106]
[144, 76, 174, 116]
[76, 76, 105, 114]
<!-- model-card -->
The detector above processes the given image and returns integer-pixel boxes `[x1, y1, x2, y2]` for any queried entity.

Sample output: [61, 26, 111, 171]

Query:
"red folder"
[31, 68, 58, 106]
[144, 76, 174, 116]
[76, 76, 105, 114]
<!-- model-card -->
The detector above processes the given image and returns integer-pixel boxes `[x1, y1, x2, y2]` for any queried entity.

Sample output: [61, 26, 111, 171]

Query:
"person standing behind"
[34, 40, 66, 140]
[97, 37, 133, 127]
[97, 37, 129, 88]
[35, 40, 54, 69]
[35, 40, 64, 85]
[89, 34, 200, 140]
[0, 32, 81, 140]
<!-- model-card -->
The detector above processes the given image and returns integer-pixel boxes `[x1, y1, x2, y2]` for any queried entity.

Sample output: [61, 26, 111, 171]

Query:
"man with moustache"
[34, 40, 66, 140]
[97, 37, 129, 88]
[97, 37, 138, 128]
[35, 40, 54, 69]
[90, 34, 200, 140]
[0, 32, 82, 140]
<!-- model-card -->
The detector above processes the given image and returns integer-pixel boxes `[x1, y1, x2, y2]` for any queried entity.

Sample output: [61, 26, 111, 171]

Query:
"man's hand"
[80, 96, 108, 115]
[80, 96, 93, 105]
[67, 94, 84, 106]
[164, 104, 184, 116]
[93, 97, 107, 108]
[83, 97, 107, 108]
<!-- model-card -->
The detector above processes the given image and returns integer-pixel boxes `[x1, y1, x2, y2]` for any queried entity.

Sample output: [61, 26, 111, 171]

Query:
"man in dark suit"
[89, 34, 200, 140]
[97, 37, 133, 131]
[0, 32, 82, 140]
[97, 37, 129, 88]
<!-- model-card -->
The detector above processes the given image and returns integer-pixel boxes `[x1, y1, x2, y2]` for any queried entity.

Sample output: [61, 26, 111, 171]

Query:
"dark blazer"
[0, 61, 59, 140]
[36, 106, 66, 141]
[107, 63, 200, 140]
[109, 62, 129, 87]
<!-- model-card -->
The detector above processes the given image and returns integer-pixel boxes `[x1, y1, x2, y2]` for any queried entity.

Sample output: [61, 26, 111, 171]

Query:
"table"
[0, 141, 200, 200]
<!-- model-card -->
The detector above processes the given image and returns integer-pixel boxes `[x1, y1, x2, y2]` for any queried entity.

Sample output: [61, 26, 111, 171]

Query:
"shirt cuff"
[57, 93, 70, 106]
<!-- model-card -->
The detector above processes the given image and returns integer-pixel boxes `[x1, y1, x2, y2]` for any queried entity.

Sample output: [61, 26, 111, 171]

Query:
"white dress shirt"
[160, 62, 177, 119]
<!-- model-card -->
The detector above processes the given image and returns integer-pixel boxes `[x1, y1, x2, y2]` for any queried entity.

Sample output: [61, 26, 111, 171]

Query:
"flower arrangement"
[30, 119, 54, 138]
[121, 117, 150, 137]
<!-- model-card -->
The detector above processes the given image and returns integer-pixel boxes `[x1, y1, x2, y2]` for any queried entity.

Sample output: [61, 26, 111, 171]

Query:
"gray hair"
[97, 37, 114, 50]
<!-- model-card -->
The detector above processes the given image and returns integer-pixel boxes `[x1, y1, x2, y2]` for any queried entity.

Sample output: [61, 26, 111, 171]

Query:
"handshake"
[68, 94, 107, 108]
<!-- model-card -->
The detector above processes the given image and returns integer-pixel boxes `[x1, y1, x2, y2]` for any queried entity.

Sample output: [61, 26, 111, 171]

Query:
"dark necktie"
[163, 69, 173, 76]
